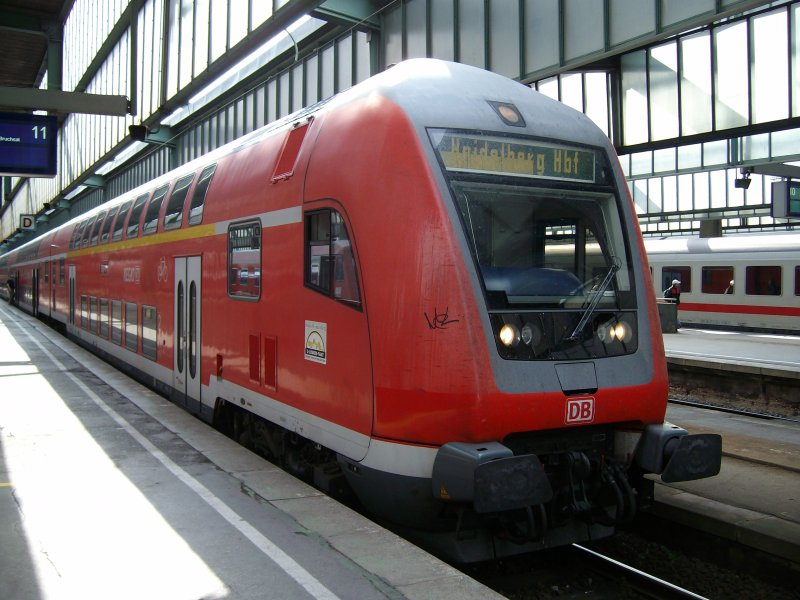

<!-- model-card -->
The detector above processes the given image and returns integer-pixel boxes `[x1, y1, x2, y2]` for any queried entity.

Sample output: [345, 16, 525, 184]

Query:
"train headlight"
[499, 324, 521, 347]
[597, 319, 632, 344]
[520, 323, 534, 345]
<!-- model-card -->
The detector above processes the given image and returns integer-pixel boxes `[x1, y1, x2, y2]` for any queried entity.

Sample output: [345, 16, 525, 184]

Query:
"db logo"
[565, 397, 595, 424]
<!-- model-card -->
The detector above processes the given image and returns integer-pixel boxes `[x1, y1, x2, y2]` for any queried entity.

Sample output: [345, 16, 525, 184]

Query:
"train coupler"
[636, 423, 722, 482]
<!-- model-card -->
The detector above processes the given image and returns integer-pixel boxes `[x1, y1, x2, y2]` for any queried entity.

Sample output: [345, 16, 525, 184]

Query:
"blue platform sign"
[0, 112, 58, 177]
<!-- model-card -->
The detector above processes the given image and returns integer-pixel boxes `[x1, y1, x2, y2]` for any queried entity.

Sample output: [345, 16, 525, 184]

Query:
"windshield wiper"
[566, 258, 620, 341]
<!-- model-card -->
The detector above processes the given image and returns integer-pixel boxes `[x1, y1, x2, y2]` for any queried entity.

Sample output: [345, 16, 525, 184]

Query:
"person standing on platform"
[664, 279, 681, 305]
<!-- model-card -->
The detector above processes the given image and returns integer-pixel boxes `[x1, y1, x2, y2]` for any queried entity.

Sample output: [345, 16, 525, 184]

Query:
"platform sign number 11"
[32, 125, 47, 140]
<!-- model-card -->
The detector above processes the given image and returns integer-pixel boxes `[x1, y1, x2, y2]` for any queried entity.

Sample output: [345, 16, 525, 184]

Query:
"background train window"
[89, 296, 98, 332]
[163, 173, 195, 230]
[142, 305, 157, 359]
[80, 295, 88, 328]
[701, 266, 734, 294]
[746, 265, 781, 295]
[304, 209, 361, 308]
[662, 266, 691, 293]
[111, 200, 132, 242]
[126, 193, 150, 238]
[99, 206, 120, 243]
[188, 164, 216, 225]
[796, 266, 800, 296]
[228, 221, 261, 300]
[90, 211, 107, 245]
[99, 298, 109, 337]
[111, 300, 122, 345]
[125, 302, 138, 352]
[143, 184, 170, 235]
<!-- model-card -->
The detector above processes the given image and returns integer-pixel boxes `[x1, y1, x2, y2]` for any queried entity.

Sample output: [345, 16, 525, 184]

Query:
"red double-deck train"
[0, 59, 720, 562]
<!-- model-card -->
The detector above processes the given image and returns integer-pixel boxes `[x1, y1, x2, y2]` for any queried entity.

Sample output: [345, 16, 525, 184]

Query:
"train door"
[173, 256, 201, 411]
[68, 265, 76, 325]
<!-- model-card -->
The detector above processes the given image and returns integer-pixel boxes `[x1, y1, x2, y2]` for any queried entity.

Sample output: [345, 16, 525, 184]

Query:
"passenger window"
[701, 266, 734, 294]
[125, 302, 138, 351]
[188, 164, 216, 225]
[142, 305, 158, 359]
[228, 221, 261, 300]
[100, 206, 120, 244]
[111, 300, 122, 345]
[112, 200, 132, 242]
[90, 211, 107, 246]
[80, 295, 88, 328]
[126, 193, 150, 239]
[99, 298, 109, 337]
[304, 209, 361, 308]
[795, 266, 800, 296]
[163, 174, 195, 230]
[89, 296, 98, 332]
[661, 266, 691, 294]
[81, 216, 97, 247]
[143, 184, 170, 235]
[746, 265, 781, 295]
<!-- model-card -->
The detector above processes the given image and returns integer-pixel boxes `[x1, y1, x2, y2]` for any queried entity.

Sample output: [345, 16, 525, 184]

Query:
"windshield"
[453, 182, 634, 312]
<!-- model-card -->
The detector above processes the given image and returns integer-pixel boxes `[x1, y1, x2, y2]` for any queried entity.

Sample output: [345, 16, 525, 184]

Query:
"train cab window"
[163, 174, 195, 230]
[304, 209, 361, 308]
[126, 193, 150, 238]
[90, 211, 107, 246]
[702, 266, 734, 294]
[662, 266, 691, 294]
[228, 221, 261, 300]
[112, 200, 132, 242]
[99, 206, 120, 244]
[746, 265, 781, 295]
[143, 184, 170, 235]
[124, 302, 138, 352]
[81, 216, 97, 247]
[188, 164, 216, 225]
[142, 305, 158, 359]
[111, 300, 122, 345]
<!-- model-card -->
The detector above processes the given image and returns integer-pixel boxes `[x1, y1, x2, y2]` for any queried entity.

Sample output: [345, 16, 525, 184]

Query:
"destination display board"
[771, 180, 800, 219]
[0, 112, 58, 177]
[431, 130, 595, 183]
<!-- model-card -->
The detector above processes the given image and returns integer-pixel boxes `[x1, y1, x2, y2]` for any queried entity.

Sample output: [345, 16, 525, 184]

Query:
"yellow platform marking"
[0, 482, 12, 488]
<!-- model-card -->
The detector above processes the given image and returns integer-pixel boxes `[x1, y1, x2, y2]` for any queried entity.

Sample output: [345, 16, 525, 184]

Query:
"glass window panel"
[406, 0, 427, 59]
[228, 221, 262, 299]
[773, 130, 800, 157]
[536, 77, 558, 100]
[752, 9, 789, 123]
[525, 0, 559, 72]
[143, 184, 169, 235]
[680, 32, 712, 135]
[649, 42, 679, 140]
[584, 72, 609, 135]
[125, 302, 138, 352]
[431, 0, 455, 62]
[167, 0, 180, 99]
[563, 0, 603, 61]
[100, 298, 109, 338]
[661, 267, 691, 293]
[728, 169, 744, 207]
[742, 133, 770, 161]
[609, 0, 655, 46]
[678, 144, 701, 170]
[194, 0, 209, 77]
[794, 5, 800, 116]
[560, 73, 583, 112]
[653, 148, 676, 173]
[662, 0, 713, 28]
[678, 174, 693, 211]
[229, 0, 247, 46]
[702, 140, 727, 167]
[458, 0, 485, 68]
[630, 151, 652, 176]
[112, 300, 122, 345]
[489, 0, 520, 78]
[164, 173, 195, 230]
[745, 173, 764, 206]
[252, 0, 271, 27]
[633, 179, 649, 213]
[142, 305, 158, 359]
[179, 0, 194, 89]
[710, 170, 727, 208]
[649, 177, 663, 213]
[337, 37, 353, 91]
[694, 172, 709, 210]
[210, 0, 227, 61]
[663, 176, 678, 212]
[715, 22, 749, 129]
[621, 51, 649, 145]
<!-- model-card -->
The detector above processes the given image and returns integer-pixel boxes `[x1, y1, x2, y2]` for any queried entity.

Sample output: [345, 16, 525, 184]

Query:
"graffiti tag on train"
[425, 307, 459, 330]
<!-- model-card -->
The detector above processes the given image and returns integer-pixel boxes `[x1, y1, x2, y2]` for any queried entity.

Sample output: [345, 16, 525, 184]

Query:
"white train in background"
[645, 232, 800, 334]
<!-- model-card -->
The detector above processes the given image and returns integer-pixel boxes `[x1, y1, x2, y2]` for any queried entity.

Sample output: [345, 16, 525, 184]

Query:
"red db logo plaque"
[565, 397, 595, 424]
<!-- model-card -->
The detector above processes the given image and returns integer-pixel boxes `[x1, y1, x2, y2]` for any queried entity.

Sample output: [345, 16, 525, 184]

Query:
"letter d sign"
[565, 397, 595, 424]
[20, 215, 35, 231]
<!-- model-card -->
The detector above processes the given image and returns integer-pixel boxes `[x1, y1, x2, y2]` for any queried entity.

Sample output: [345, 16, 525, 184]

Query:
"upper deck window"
[126, 193, 150, 238]
[90, 211, 107, 245]
[188, 164, 216, 225]
[164, 174, 195, 230]
[112, 200, 133, 242]
[100, 205, 120, 244]
[143, 184, 170, 235]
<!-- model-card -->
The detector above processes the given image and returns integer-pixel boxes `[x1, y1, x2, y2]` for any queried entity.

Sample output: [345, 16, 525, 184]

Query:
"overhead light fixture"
[734, 168, 752, 189]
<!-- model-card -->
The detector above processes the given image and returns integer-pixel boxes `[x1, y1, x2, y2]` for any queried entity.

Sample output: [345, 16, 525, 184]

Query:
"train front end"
[332, 60, 721, 562]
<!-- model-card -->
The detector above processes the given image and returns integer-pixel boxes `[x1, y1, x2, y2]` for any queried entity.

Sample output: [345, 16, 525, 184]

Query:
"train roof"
[644, 231, 800, 255]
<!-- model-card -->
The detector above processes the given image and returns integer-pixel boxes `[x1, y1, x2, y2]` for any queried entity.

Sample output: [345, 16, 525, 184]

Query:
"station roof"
[0, 0, 73, 89]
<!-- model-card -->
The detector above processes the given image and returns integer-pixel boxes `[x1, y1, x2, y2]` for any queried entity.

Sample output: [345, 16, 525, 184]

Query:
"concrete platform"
[0, 303, 502, 600]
